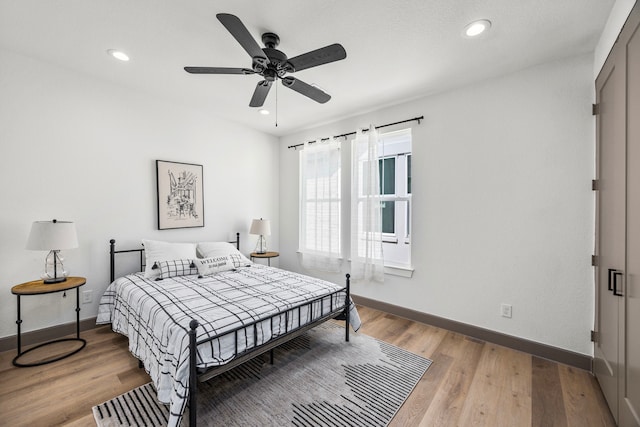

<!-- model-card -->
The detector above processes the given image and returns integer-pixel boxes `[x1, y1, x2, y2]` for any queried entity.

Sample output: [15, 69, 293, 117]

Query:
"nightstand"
[11, 276, 87, 367]
[250, 251, 279, 266]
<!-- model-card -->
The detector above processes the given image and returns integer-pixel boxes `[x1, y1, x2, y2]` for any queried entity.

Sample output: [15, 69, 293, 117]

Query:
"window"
[378, 129, 412, 268]
[298, 128, 412, 275]
[298, 139, 342, 272]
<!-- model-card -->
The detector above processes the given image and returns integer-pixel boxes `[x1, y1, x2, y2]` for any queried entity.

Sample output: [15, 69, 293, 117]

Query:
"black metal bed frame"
[109, 235, 351, 427]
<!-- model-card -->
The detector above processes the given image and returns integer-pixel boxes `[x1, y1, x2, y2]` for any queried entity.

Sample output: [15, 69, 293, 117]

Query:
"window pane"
[299, 141, 341, 259]
[379, 158, 396, 195]
[303, 199, 341, 250]
[407, 155, 411, 194]
[381, 200, 395, 233]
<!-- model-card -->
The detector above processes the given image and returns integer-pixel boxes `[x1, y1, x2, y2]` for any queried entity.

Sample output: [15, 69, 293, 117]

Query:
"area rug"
[93, 322, 432, 426]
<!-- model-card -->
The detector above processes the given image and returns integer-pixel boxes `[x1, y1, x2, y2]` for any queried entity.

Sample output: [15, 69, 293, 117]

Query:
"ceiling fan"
[184, 13, 347, 108]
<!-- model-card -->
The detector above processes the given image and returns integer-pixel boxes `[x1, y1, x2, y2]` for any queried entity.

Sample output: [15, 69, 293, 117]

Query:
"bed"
[97, 235, 359, 427]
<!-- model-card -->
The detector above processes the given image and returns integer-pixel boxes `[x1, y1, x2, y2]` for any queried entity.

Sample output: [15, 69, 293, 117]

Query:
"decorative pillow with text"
[197, 241, 252, 265]
[194, 256, 236, 277]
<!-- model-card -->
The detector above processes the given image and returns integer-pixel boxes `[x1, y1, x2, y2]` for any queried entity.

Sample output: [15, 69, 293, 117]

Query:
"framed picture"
[156, 160, 204, 230]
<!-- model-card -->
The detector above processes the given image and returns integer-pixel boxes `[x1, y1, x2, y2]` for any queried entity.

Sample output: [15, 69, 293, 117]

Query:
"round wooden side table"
[11, 276, 87, 367]
[250, 251, 279, 266]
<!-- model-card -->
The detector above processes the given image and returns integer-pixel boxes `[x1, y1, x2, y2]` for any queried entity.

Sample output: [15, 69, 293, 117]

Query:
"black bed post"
[189, 319, 199, 426]
[345, 274, 350, 342]
[236, 232, 240, 250]
[110, 239, 116, 283]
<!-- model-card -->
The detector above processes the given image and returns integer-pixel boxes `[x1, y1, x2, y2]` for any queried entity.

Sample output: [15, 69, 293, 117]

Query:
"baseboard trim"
[0, 317, 98, 353]
[352, 295, 592, 371]
[2, 301, 593, 371]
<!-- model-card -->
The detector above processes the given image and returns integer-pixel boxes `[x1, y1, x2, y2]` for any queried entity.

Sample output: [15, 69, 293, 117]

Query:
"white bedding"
[97, 264, 360, 427]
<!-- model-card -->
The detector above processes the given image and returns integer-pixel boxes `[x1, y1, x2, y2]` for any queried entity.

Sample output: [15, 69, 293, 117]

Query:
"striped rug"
[93, 322, 432, 426]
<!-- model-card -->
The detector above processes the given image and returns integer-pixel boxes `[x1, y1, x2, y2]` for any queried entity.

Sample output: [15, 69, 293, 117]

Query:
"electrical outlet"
[501, 303, 512, 318]
[82, 290, 93, 304]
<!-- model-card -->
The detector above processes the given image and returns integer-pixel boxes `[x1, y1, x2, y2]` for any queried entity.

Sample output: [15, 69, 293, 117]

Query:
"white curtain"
[351, 126, 384, 282]
[299, 138, 342, 272]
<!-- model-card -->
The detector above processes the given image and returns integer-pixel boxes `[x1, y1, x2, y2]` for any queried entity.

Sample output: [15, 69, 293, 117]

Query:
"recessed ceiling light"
[107, 49, 130, 61]
[463, 20, 491, 38]
[258, 109, 270, 115]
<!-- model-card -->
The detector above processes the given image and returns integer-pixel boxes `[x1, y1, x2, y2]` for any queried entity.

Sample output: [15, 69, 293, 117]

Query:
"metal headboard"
[109, 232, 241, 283]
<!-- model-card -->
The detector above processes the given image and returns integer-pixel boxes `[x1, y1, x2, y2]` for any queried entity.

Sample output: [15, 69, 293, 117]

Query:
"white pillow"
[196, 241, 251, 264]
[194, 256, 236, 276]
[142, 239, 197, 279]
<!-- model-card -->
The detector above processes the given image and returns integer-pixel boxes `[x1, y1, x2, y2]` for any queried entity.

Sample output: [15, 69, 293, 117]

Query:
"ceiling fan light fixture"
[258, 109, 270, 115]
[463, 20, 491, 38]
[107, 49, 130, 61]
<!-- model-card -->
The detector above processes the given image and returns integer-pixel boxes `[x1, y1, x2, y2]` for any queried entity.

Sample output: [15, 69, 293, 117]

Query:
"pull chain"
[275, 80, 279, 127]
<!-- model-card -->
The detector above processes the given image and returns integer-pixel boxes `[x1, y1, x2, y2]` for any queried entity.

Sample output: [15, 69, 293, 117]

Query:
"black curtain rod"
[287, 115, 424, 149]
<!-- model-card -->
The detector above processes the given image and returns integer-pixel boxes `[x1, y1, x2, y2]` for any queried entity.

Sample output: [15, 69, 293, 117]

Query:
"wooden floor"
[0, 305, 615, 427]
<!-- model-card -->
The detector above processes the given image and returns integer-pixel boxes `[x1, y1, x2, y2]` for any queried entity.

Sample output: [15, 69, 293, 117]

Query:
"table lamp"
[26, 219, 78, 283]
[249, 218, 271, 254]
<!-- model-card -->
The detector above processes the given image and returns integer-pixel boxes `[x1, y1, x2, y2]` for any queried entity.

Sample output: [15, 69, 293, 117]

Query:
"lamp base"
[43, 250, 68, 284]
[254, 235, 268, 255]
[43, 277, 67, 284]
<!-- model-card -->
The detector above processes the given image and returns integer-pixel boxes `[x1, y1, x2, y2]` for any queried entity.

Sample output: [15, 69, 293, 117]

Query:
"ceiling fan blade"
[286, 44, 346, 72]
[282, 77, 331, 104]
[184, 67, 255, 75]
[249, 80, 272, 107]
[216, 13, 269, 65]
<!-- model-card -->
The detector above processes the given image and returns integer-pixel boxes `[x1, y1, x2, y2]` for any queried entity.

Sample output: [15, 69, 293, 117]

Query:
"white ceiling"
[0, 0, 614, 137]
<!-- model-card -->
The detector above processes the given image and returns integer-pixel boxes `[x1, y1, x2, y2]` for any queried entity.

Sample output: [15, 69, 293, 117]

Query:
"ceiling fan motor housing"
[257, 33, 290, 77]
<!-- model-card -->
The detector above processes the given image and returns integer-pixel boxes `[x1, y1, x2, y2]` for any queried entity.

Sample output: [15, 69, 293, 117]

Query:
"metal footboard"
[187, 273, 351, 426]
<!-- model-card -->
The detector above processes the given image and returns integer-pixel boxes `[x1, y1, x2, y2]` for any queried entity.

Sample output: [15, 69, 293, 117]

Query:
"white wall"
[279, 53, 595, 355]
[0, 48, 279, 339]
[0, 45, 599, 355]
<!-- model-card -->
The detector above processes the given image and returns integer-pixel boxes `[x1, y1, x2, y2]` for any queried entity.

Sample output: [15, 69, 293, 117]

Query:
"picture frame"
[156, 160, 204, 230]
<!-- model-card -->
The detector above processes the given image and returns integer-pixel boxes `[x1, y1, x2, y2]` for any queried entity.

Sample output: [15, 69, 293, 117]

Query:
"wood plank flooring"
[0, 305, 615, 426]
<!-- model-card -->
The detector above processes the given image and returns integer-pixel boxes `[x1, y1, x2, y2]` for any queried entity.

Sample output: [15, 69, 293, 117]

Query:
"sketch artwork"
[156, 160, 204, 229]
[167, 170, 198, 219]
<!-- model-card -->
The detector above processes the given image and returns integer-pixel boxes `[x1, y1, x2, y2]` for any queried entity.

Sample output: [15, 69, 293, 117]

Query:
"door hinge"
[591, 330, 598, 343]
[592, 179, 599, 191]
[592, 255, 598, 266]
[592, 103, 600, 115]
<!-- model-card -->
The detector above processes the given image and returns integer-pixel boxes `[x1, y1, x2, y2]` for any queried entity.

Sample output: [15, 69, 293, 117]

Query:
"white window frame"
[378, 129, 412, 270]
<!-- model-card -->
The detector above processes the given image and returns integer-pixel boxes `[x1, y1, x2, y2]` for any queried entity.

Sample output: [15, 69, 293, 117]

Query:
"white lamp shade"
[249, 219, 271, 236]
[26, 220, 78, 250]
